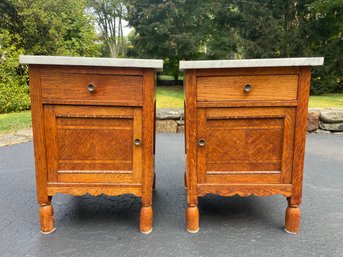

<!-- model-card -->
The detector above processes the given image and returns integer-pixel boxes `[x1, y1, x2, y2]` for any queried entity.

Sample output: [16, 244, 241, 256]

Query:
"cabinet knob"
[198, 138, 206, 147]
[134, 138, 142, 146]
[243, 84, 252, 93]
[87, 83, 95, 93]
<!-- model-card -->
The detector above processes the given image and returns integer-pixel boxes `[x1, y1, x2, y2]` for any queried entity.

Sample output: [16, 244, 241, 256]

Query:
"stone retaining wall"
[308, 108, 343, 134]
[157, 108, 343, 134]
[1, 108, 341, 147]
[156, 109, 185, 133]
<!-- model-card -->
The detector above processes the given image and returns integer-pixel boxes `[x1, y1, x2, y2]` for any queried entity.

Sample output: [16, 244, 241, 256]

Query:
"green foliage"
[308, 0, 343, 94]
[0, 29, 30, 113]
[126, 0, 210, 79]
[231, 0, 342, 94]
[5, 0, 101, 56]
[0, 0, 341, 100]
[126, 0, 342, 94]
[0, 0, 101, 113]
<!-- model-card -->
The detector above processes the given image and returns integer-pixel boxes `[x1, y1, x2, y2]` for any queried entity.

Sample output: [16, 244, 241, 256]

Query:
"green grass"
[156, 86, 184, 108]
[0, 93, 341, 135]
[157, 87, 343, 109]
[0, 111, 32, 135]
[158, 75, 184, 80]
[309, 94, 343, 108]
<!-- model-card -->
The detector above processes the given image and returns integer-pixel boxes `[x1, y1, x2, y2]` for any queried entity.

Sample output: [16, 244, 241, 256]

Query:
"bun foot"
[285, 206, 300, 234]
[186, 205, 199, 233]
[39, 204, 55, 234]
[140, 206, 153, 234]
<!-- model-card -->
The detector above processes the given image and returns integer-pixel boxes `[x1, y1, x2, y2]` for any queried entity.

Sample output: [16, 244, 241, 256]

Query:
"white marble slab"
[179, 57, 324, 70]
[19, 55, 164, 71]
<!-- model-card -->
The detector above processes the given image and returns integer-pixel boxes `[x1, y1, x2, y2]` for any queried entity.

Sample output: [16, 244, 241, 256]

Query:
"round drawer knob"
[134, 138, 142, 146]
[198, 138, 206, 147]
[87, 83, 95, 93]
[243, 84, 252, 92]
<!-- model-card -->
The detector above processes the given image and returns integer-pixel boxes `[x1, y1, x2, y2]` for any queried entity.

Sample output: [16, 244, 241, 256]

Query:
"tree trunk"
[109, 43, 117, 58]
[174, 74, 178, 82]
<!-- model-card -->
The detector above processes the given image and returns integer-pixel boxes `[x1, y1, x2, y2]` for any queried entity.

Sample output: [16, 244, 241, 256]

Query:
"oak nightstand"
[181, 57, 324, 233]
[20, 55, 163, 234]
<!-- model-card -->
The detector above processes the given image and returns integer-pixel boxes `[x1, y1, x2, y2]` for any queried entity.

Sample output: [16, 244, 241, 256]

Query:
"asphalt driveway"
[0, 134, 342, 257]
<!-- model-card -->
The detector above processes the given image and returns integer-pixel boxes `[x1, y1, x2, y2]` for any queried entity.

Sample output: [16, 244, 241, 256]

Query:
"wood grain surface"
[197, 74, 298, 101]
[28, 64, 156, 233]
[185, 66, 311, 234]
[40, 66, 143, 106]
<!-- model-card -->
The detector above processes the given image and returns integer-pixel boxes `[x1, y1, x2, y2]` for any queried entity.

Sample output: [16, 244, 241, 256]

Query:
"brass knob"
[198, 138, 206, 147]
[243, 84, 252, 93]
[134, 138, 142, 146]
[88, 83, 95, 93]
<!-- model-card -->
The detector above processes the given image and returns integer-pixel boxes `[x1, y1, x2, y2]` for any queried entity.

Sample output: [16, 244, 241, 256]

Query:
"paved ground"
[0, 134, 342, 257]
[0, 129, 33, 147]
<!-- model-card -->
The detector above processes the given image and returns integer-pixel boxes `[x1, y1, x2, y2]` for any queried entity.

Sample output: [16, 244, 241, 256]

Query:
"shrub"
[0, 29, 30, 113]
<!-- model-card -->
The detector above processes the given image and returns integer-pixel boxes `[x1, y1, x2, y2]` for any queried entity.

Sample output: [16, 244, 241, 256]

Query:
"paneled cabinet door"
[196, 107, 296, 185]
[43, 105, 142, 184]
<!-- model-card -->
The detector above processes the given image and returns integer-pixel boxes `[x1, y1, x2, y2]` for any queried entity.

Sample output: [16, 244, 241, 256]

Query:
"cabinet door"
[44, 105, 142, 184]
[197, 107, 295, 184]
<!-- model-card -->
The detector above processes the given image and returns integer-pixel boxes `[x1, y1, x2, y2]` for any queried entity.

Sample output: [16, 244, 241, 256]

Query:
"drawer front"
[40, 68, 143, 105]
[197, 75, 298, 102]
[196, 107, 295, 184]
[44, 105, 142, 184]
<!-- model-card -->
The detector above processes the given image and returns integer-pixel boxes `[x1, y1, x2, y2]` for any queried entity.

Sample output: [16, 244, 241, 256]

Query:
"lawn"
[156, 86, 184, 108]
[308, 94, 343, 108]
[0, 111, 32, 135]
[0, 91, 341, 135]
[157, 87, 343, 109]
[158, 75, 184, 81]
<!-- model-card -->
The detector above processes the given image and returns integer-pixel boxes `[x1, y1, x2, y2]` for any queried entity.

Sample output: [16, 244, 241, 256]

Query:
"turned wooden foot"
[285, 206, 300, 234]
[152, 172, 156, 191]
[186, 205, 199, 233]
[140, 206, 153, 234]
[39, 204, 55, 234]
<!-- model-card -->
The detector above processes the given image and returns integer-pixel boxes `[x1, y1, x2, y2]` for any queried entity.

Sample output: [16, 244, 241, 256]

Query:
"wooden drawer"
[197, 75, 298, 102]
[40, 66, 143, 105]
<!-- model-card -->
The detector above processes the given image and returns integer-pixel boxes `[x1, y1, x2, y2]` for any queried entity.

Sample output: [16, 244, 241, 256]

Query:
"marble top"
[19, 55, 164, 71]
[179, 57, 324, 70]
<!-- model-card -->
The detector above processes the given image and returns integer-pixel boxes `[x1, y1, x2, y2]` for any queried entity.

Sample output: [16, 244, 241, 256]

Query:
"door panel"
[44, 105, 142, 184]
[197, 107, 295, 184]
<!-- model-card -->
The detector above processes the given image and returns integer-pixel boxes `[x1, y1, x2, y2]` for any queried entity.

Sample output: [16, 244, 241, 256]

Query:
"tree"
[126, 0, 212, 80]
[0, 29, 30, 113]
[223, 0, 313, 59]
[87, 0, 127, 57]
[0, 0, 100, 56]
[0, 0, 101, 113]
[307, 0, 343, 94]
[189, 0, 342, 94]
